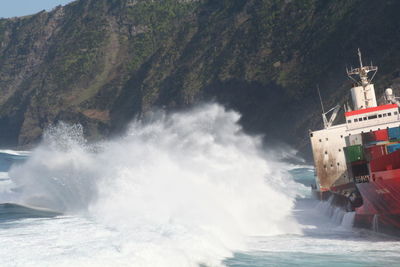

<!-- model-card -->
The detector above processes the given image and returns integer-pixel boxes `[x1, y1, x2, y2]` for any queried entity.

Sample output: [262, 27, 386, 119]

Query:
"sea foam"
[9, 103, 301, 266]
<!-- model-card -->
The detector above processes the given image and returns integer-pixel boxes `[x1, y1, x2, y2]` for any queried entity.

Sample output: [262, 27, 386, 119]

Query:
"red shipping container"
[370, 149, 400, 172]
[373, 129, 389, 141]
[365, 144, 387, 160]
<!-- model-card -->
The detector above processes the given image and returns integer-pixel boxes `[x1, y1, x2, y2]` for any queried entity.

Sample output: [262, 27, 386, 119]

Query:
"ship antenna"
[346, 49, 378, 110]
[317, 84, 325, 114]
[317, 85, 331, 128]
[370, 60, 377, 82]
[347, 49, 378, 86]
[358, 48, 363, 68]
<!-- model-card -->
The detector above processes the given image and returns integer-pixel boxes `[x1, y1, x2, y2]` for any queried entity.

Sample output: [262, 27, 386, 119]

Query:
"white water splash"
[8, 104, 301, 266]
[373, 214, 380, 232]
[341, 211, 355, 229]
[315, 196, 356, 229]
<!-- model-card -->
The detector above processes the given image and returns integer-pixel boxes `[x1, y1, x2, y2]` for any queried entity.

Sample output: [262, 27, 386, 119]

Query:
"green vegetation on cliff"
[1, 0, 400, 158]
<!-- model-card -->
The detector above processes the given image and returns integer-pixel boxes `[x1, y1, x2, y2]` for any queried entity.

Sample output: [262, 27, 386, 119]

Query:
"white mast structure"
[347, 48, 378, 110]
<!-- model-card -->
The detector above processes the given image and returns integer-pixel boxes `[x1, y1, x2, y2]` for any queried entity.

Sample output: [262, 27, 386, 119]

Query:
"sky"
[0, 0, 75, 18]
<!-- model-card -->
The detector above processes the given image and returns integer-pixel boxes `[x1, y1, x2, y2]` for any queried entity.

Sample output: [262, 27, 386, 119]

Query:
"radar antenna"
[347, 48, 378, 87]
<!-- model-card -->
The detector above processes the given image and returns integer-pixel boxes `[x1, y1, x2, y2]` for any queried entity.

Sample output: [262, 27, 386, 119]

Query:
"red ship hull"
[354, 169, 400, 235]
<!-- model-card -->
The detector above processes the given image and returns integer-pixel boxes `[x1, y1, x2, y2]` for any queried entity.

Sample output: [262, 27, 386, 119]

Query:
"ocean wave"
[0, 150, 30, 156]
[8, 103, 302, 266]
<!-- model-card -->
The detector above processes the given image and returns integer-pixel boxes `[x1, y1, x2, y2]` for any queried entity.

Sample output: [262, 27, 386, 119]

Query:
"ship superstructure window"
[388, 112, 392, 116]
[363, 117, 367, 120]
[395, 111, 398, 115]
[383, 114, 387, 117]
[348, 120, 352, 123]
[354, 119, 358, 122]
[368, 115, 377, 120]
[378, 114, 382, 118]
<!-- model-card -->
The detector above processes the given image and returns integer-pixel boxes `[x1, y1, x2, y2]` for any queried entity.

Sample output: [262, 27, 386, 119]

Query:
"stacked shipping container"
[343, 127, 400, 182]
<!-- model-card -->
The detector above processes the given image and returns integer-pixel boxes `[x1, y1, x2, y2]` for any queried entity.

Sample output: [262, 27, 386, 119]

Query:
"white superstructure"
[347, 49, 378, 110]
[310, 50, 400, 191]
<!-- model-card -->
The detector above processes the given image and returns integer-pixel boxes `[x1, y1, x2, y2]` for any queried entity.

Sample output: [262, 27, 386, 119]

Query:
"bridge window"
[388, 113, 392, 116]
[378, 114, 382, 118]
[348, 120, 352, 123]
[363, 117, 367, 120]
[368, 115, 377, 120]
[354, 119, 358, 122]
[383, 114, 387, 117]
[395, 111, 398, 115]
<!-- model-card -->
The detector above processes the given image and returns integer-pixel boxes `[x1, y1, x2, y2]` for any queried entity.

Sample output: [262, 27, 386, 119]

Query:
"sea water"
[0, 104, 399, 267]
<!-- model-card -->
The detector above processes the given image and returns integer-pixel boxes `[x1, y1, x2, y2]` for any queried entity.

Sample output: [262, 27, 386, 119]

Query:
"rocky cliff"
[1, 0, 400, 159]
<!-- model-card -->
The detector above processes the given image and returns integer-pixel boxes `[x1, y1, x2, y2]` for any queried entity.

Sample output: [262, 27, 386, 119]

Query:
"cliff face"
[1, 0, 400, 157]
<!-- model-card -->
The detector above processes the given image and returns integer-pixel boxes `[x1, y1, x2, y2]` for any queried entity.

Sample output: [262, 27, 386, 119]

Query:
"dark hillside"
[1, 0, 400, 159]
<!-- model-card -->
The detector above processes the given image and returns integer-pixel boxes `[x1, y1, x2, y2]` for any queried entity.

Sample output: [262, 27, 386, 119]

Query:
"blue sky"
[0, 0, 75, 18]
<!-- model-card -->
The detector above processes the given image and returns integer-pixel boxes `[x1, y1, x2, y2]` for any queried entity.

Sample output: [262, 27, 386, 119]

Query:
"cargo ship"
[310, 49, 400, 235]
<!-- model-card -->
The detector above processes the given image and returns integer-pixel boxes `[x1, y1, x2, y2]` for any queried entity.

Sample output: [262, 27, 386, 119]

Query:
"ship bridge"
[345, 104, 399, 130]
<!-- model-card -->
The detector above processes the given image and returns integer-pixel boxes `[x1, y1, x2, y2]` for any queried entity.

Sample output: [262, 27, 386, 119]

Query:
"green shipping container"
[344, 145, 365, 162]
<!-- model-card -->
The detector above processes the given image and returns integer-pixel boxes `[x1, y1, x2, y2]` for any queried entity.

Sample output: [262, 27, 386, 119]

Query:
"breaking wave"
[9, 103, 301, 266]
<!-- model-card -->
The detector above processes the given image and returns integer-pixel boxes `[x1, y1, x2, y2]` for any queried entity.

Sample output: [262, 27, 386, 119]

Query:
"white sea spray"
[9, 103, 301, 266]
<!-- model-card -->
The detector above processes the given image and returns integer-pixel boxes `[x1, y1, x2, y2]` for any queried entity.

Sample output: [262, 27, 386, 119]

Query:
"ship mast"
[347, 49, 378, 110]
